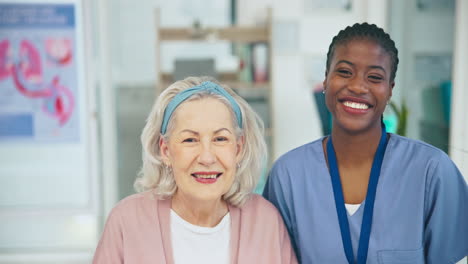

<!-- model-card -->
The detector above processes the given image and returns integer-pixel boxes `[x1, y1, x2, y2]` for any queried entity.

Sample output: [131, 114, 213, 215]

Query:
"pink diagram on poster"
[45, 38, 73, 66]
[0, 40, 12, 80]
[0, 39, 75, 126]
[19, 40, 42, 83]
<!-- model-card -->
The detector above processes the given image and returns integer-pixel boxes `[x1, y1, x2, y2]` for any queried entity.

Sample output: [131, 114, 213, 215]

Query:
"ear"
[389, 81, 394, 98]
[235, 135, 245, 164]
[322, 72, 328, 91]
[159, 136, 171, 166]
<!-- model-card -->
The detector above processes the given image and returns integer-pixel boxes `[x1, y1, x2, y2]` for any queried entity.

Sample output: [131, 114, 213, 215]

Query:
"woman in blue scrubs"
[264, 23, 467, 263]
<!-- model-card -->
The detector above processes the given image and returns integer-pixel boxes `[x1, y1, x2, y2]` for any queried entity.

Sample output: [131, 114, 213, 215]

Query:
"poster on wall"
[0, 3, 79, 142]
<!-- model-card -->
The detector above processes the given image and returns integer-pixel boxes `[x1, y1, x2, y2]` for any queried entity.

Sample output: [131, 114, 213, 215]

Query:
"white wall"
[96, 0, 119, 222]
[109, 0, 157, 84]
[450, 0, 468, 180]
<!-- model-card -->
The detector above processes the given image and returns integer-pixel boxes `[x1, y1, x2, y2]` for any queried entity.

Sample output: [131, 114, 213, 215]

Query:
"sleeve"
[263, 161, 299, 261]
[92, 207, 124, 264]
[424, 152, 468, 264]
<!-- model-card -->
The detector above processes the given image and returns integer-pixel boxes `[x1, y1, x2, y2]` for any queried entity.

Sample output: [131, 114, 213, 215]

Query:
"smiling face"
[323, 38, 394, 135]
[160, 97, 243, 204]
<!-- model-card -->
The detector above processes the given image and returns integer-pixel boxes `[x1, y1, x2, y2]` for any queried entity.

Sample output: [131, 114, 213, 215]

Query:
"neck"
[171, 192, 228, 227]
[328, 123, 383, 167]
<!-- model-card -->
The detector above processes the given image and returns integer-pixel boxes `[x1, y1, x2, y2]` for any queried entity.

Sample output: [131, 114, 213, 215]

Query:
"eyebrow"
[336, 60, 387, 74]
[179, 129, 199, 135]
[178, 128, 232, 135]
[215, 128, 232, 134]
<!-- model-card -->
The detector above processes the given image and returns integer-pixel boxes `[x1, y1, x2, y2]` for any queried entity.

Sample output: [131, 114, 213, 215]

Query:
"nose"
[197, 141, 217, 166]
[348, 75, 368, 94]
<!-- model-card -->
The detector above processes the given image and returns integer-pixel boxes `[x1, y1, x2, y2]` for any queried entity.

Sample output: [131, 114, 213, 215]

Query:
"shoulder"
[239, 194, 282, 219]
[233, 194, 290, 238]
[389, 134, 463, 186]
[388, 134, 447, 159]
[101, 191, 169, 238]
[266, 139, 326, 194]
[108, 191, 163, 221]
[386, 134, 453, 173]
[388, 133, 457, 170]
[114, 191, 158, 210]
[272, 138, 324, 170]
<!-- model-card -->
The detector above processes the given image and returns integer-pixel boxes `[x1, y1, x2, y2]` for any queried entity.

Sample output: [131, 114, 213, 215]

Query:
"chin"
[336, 119, 379, 135]
[194, 191, 225, 202]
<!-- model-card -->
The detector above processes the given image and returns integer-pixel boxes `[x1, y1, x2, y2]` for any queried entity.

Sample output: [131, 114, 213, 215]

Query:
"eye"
[368, 75, 384, 82]
[336, 69, 352, 77]
[214, 136, 228, 142]
[213, 136, 230, 146]
[182, 138, 197, 143]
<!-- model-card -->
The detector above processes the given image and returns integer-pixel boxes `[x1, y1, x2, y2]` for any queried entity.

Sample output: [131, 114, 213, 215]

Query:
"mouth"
[191, 172, 222, 184]
[339, 97, 373, 113]
[342, 100, 370, 110]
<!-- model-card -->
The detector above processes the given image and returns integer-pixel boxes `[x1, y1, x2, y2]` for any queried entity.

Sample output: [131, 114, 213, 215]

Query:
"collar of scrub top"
[327, 122, 388, 264]
[160, 81, 243, 134]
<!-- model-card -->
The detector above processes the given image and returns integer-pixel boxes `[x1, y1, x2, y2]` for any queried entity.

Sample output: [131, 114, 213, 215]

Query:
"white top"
[345, 203, 361, 216]
[170, 210, 231, 264]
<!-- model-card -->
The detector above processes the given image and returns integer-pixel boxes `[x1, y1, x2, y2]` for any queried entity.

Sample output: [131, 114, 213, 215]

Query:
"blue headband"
[160, 81, 243, 134]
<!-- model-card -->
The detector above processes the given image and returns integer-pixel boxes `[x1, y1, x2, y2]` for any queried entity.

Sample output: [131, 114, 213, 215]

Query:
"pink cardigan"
[93, 191, 297, 264]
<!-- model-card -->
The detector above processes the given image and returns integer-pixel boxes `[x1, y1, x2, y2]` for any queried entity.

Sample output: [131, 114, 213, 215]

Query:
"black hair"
[325, 22, 399, 82]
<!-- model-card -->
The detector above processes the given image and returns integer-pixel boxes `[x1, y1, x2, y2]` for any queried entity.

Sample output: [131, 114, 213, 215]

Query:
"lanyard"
[326, 124, 388, 264]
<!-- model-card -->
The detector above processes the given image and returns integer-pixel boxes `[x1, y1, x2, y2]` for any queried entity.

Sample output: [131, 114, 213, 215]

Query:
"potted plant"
[388, 100, 408, 136]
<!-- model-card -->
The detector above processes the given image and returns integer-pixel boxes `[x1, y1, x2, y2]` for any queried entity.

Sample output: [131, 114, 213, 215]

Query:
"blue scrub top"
[264, 134, 468, 263]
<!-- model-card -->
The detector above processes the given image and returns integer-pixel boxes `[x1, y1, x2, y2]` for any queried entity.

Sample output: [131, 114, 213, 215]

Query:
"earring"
[322, 90, 326, 94]
[165, 164, 172, 173]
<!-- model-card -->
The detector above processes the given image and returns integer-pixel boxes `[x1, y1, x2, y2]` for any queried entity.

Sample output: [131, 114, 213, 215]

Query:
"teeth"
[194, 174, 218, 179]
[343, 101, 369, 110]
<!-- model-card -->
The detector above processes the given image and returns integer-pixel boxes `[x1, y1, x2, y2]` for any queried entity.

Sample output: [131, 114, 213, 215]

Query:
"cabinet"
[154, 8, 274, 173]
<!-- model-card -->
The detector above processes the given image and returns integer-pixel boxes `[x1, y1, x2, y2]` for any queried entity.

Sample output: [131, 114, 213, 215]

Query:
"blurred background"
[0, 0, 467, 263]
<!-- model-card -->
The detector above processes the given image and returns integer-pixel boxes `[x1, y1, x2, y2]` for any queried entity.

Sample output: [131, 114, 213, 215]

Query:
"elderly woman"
[93, 77, 297, 264]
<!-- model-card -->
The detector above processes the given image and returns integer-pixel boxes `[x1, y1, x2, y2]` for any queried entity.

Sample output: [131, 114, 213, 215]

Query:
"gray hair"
[134, 76, 267, 207]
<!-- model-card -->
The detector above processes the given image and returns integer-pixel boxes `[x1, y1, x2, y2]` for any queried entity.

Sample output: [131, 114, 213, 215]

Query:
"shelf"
[159, 72, 270, 92]
[159, 26, 270, 43]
